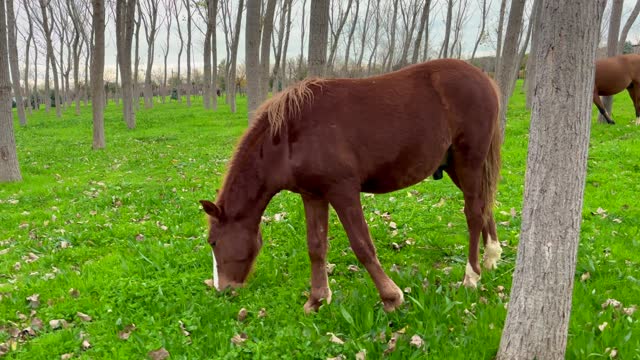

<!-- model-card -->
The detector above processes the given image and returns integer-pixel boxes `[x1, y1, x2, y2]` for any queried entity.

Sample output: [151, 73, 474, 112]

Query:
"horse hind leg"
[628, 82, 640, 125]
[593, 89, 616, 124]
[481, 213, 502, 270]
[302, 195, 332, 313]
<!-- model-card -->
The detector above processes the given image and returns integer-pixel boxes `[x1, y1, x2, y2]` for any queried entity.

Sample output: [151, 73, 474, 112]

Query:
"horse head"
[199, 200, 263, 290]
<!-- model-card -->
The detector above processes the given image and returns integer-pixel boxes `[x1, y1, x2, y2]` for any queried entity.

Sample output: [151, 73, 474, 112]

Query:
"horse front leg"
[302, 195, 332, 313]
[629, 82, 640, 125]
[328, 191, 404, 312]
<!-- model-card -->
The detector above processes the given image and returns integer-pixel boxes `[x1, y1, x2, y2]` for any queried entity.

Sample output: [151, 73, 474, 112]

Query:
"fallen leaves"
[49, 319, 69, 330]
[76, 312, 92, 322]
[148, 347, 170, 360]
[178, 321, 191, 337]
[598, 322, 608, 332]
[347, 265, 359, 272]
[26, 294, 40, 309]
[580, 272, 591, 282]
[258, 308, 267, 318]
[231, 333, 248, 345]
[410, 334, 424, 348]
[81, 340, 91, 350]
[118, 324, 137, 340]
[327, 332, 345, 345]
[355, 350, 366, 360]
[204, 279, 215, 288]
[237, 308, 248, 322]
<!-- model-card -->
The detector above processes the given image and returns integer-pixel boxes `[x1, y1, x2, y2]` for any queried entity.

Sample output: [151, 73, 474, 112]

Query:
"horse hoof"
[303, 288, 332, 314]
[608, 120, 616, 125]
[382, 287, 404, 312]
[462, 262, 481, 288]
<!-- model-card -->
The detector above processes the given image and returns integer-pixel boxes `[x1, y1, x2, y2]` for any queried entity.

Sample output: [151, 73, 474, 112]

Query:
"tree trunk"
[297, 0, 307, 78]
[162, 1, 171, 105]
[327, 0, 353, 72]
[272, 0, 288, 91]
[343, 0, 359, 73]
[175, 0, 183, 103]
[439, 0, 453, 58]
[84, 30, 91, 106]
[398, 0, 418, 66]
[246, 0, 261, 121]
[599, 0, 623, 123]
[39, 0, 61, 118]
[411, 0, 430, 64]
[279, 0, 292, 88]
[367, 1, 381, 74]
[618, 0, 640, 53]
[92, 0, 106, 149]
[210, 0, 218, 110]
[525, 0, 542, 109]
[494, 0, 507, 72]
[0, 0, 21, 181]
[34, 45, 39, 110]
[203, 1, 213, 110]
[259, 0, 277, 103]
[495, 0, 525, 135]
[45, 50, 50, 111]
[228, 0, 244, 113]
[470, 0, 487, 61]
[23, 0, 33, 115]
[5, 0, 25, 126]
[385, 0, 398, 70]
[116, 0, 137, 129]
[133, 9, 141, 111]
[142, 0, 160, 109]
[184, 0, 192, 107]
[497, 1, 606, 358]
[308, 0, 330, 77]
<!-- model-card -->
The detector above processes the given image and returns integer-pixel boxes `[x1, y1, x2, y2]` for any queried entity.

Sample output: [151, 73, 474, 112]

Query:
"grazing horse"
[593, 54, 640, 125]
[199, 59, 503, 313]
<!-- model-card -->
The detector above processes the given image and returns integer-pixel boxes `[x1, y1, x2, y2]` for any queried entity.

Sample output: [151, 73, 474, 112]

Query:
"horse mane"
[253, 78, 325, 137]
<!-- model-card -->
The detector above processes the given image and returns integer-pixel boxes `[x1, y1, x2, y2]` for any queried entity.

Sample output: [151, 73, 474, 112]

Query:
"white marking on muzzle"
[212, 249, 219, 290]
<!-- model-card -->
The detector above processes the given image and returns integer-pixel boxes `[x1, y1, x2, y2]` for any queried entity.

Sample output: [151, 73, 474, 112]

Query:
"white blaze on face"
[212, 249, 219, 290]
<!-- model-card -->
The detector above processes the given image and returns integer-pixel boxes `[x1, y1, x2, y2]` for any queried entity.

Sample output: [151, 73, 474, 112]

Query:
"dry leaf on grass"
[410, 334, 424, 348]
[327, 332, 345, 345]
[258, 308, 267, 318]
[118, 324, 137, 340]
[81, 340, 91, 350]
[623, 305, 637, 316]
[26, 294, 40, 308]
[355, 350, 366, 360]
[231, 333, 248, 345]
[384, 333, 400, 355]
[326, 356, 344, 360]
[601, 299, 622, 310]
[178, 321, 190, 336]
[204, 279, 215, 288]
[76, 312, 92, 322]
[347, 265, 359, 272]
[326, 263, 336, 274]
[580, 272, 591, 282]
[60, 354, 73, 360]
[31, 318, 43, 330]
[598, 322, 608, 332]
[237, 308, 248, 322]
[148, 347, 170, 360]
[49, 319, 68, 330]
[69, 288, 80, 298]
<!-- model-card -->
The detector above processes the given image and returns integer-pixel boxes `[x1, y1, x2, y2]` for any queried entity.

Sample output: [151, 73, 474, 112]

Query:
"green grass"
[1, 85, 639, 359]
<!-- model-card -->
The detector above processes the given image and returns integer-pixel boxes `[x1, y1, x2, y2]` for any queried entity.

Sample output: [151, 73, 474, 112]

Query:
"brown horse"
[593, 54, 640, 125]
[199, 59, 503, 313]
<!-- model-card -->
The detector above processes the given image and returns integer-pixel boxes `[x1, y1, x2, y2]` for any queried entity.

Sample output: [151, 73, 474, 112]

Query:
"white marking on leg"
[483, 235, 503, 270]
[462, 262, 480, 288]
[635, 117, 640, 125]
[212, 249, 219, 290]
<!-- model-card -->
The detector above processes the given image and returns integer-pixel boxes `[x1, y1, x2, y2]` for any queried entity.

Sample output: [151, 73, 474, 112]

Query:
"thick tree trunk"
[116, 0, 137, 129]
[497, 1, 606, 358]
[162, 3, 171, 105]
[495, 0, 525, 135]
[5, 0, 25, 126]
[308, 0, 330, 77]
[203, 6, 212, 110]
[0, 0, 21, 181]
[599, 0, 623, 124]
[246, 0, 261, 121]
[92, 0, 105, 149]
[33, 45, 39, 110]
[228, 0, 244, 113]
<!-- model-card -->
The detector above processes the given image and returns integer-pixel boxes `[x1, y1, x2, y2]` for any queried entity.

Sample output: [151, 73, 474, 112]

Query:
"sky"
[13, 0, 640, 83]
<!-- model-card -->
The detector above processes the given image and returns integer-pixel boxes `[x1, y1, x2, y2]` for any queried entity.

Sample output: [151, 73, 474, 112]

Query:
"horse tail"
[482, 78, 502, 225]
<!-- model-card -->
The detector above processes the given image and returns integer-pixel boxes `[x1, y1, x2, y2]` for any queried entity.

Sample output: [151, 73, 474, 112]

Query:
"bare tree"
[182, 0, 192, 107]
[412, 0, 431, 64]
[141, 0, 162, 109]
[174, 0, 183, 103]
[116, 0, 137, 129]
[246, 0, 261, 120]
[259, 0, 277, 102]
[92, 0, 105, 149]
[0, 0, 21, 181]
[273, 0, 292, 90]
[39, 0, 62, 118]
[161, 0, 172, 104]
[495, 0, 525, 134]
[19, 0, 34, 114]
[397, 0, 420, 66]
[133, 7, 141, 110]
[210, 0, 218, 110]
[448, 0, 470, 59]
[494, 0, 507, 71]
[367, 0, 381, 74]
[619, 0, 640, 53]
[308, 0, 330, 77]
[439, 0, 453, 58]
[228, 0, 244, 112]
[327, 0, 353, 71]
[384, 0, 398, 70]
[497, 1, 606, 358]
[343, 0, 359, 72]
[5, 0, 25, 125]
[598, 0, 623, 124]
[278, 0, 292, 87]
[298, 0, 307, 77]
[470, 0, 490, 61]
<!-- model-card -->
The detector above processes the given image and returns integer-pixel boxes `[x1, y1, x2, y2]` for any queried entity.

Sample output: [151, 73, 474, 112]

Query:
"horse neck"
[218, 126, 279, 223]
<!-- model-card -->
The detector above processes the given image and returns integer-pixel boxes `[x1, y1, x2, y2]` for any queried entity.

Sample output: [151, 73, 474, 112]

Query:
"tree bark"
[439, 0, 453, 58]
[203, 0, 213, 109]
[228, 0, 244, 113]
[495, 0, 525, 135]
[367, 0, 381, 74]
[92, 0, 106, 149]
[0, 0, 21, 181]
[39, 0, 61, 118]
[116, 0, 137, 129]
[161, 0, 171, 104]
[297, 0, 307, 78]
[308, 0, 330, 77]
[133, 8, 141, 111]
[619, 0, 640, 53]
[246, 0, 261, 121]
[494, 0, 507, 72]
[412, 0, 430, 64]
[279, 0, 292, 87]
[5, 0, 25, 126]
[599, 0, 623, 123]
[497, 1, 606, 358]
[259, 0, 277, 103]
[385, 0, 398, 70]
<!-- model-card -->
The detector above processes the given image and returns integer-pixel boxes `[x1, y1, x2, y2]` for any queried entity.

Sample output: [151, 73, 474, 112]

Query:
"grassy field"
[1, 84, 639, 359]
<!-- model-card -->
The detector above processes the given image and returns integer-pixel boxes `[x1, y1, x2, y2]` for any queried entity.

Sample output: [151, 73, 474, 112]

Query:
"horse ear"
[199, 200, 222, 219]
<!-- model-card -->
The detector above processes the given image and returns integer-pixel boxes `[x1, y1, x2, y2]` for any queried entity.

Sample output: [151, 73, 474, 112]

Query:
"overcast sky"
[15, 0, 640, 82]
